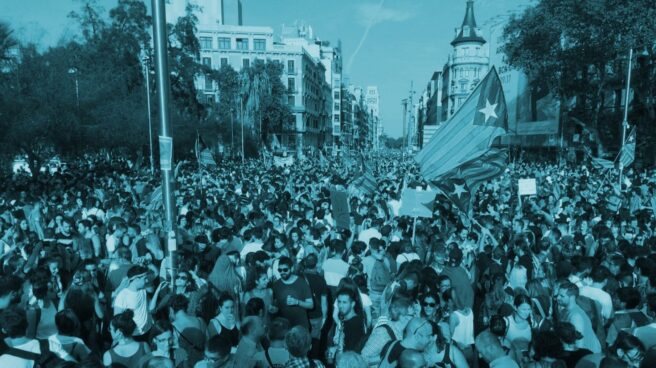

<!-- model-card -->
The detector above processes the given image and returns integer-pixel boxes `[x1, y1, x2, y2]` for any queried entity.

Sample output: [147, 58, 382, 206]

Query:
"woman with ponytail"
[102, 310, 151, 367]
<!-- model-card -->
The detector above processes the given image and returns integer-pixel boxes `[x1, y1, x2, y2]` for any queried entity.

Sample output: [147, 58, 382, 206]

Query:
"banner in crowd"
[330, 189, 350, 229]
[273, 155, 294, 167]
[399, 188, 437, 218]
[416, 67, 508, 180]
[518, 178, 537, 196]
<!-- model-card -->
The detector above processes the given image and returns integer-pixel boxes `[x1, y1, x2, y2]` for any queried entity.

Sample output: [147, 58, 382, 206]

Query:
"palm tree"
[239, 60, 272, 146]
[0, 22, 18, 62]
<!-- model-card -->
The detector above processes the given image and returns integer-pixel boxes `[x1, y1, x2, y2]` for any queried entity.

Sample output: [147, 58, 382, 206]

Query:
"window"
[334, 103, 340, 111]
[242, 59, 250, 68]
[287, 60, 295, 74]
[288, 95, 295, 106]
[254, 39, 266, 51]
[334, 114, 340, 122]
[236, 38, 248, 50]
[206, 94, 214, 104]
[202, 57, 211, 67]
[334, 91, 340, 99]
[220, 58, 228, 67]
[204, 75, 213, 91]
[287, 78, 295, 93]
[218, 37, 231, 50]
[199, 37, 212, 50]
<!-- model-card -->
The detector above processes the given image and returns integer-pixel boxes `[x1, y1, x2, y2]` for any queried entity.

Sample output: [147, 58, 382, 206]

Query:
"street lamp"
[68, 67, 79, 109]
[142, 55, 155, 175]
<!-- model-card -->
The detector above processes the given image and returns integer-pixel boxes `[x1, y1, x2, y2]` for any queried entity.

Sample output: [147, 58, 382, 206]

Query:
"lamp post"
[151, 0, 177, 288]
[68, 67, 79, 109]
[142, 56, 155, 175]
[240, 93, 245, 164]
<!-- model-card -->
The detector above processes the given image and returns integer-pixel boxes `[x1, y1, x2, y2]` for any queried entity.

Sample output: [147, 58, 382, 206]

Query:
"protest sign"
[518, 178, 537, 196]
[273, 155, 294, 167]
[331, 189, 350, 229]
[399, 188, 437, 218]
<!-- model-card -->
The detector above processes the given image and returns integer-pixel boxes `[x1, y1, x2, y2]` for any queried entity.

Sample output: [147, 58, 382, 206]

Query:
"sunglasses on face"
[422, 301, 437, 308]
[278, 267, 290, 273]
[177, 275, 189, 281]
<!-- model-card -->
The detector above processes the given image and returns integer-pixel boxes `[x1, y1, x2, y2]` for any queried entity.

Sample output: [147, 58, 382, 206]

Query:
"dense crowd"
[0, 151, 656, 368]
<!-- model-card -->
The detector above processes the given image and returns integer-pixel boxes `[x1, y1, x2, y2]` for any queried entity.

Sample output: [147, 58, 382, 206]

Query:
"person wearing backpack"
[361, 297, 413, 366]
[363, 238, 392, 321]
[378, 317, 435, 368]
[0, 306, 68, 368]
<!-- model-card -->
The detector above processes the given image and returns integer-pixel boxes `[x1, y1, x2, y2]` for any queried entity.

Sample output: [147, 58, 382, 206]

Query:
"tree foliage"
[502, 0, 656, 159]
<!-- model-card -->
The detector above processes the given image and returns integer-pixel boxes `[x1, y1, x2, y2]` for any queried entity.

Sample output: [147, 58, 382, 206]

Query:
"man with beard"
[272, 256, 314, 330]
[327, 289, 365, 362]
[555, 281, 601, 354]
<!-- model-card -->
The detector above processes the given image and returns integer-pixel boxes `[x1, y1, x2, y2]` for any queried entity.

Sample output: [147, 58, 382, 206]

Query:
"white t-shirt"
[240, 241, 263, 258]
[113, 288, 153, 336]
[396, 253, 420, 266]
[0, 339, 41, 368]
[579, 285, 613, 320]
[323, 258, 350, 287]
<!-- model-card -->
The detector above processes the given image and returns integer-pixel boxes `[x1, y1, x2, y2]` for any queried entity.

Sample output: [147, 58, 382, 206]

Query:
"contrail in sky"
[346, 0, 386, 73]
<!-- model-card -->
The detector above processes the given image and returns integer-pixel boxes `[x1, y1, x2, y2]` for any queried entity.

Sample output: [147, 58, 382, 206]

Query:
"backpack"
[356, 323, 395, 353]
[370, 259, 391, 293]
[0, 339, 66, 368]
[378, 340, 403, 368]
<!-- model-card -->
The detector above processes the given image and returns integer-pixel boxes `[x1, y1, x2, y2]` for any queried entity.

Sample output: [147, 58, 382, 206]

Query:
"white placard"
[518, 178, 537, 196]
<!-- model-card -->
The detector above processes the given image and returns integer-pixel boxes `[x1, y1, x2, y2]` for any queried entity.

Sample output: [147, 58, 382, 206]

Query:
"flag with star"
[432, 178, 472, 215]
[415, 67, 508, 180]
[619, 126, 636, 168]
[439, 148, 508, 192]
[349, 152, 377, 196]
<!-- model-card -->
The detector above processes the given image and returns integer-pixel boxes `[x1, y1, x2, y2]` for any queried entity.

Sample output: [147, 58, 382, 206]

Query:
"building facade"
[166, 0, 242, 27]
[365, 86, 381, 149]
[441, 0, 489, 120]
[168, 1, 333, 152]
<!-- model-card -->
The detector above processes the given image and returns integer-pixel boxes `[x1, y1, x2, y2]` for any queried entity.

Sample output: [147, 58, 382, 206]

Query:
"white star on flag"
[478, 99, 498, 123]
[452, 183, 467, 198]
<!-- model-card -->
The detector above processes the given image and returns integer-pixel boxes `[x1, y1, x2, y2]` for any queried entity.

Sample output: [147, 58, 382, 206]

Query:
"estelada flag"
[416, 67, 508, 180]
[619, 126, 636, 168]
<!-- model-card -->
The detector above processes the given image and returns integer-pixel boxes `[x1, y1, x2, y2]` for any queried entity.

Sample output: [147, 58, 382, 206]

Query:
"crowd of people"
[0, 150, 655, 368]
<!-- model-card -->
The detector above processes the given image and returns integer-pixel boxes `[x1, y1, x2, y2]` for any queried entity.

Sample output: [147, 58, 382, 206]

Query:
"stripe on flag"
[415, 67, 508, 180]
[619, 126, 636, 168]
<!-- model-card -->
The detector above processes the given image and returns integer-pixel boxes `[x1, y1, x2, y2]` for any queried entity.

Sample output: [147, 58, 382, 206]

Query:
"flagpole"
[619, 48, 633, 188]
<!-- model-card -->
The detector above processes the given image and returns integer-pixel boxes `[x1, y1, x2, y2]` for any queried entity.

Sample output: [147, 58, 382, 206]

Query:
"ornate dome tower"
[446, 0, 489, 117]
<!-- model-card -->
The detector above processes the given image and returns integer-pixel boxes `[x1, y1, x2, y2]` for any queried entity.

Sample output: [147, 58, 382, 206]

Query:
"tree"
[0, 22, 17, 62]
[502, 0, 656, 160]
[261, 61, 293, 144]
[210, 64, 239, 153]
[239, 59, 271, 145]
[168, 3, 206, 121]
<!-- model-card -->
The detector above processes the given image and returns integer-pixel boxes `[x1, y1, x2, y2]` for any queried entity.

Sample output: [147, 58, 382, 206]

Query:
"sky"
[1, 0, 534, 138]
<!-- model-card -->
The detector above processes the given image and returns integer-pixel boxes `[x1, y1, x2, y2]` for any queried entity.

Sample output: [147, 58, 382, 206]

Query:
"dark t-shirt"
[303, 272, 328, 319]
[559, 348, 593, 368]
[343, 314, 365, 353]
[272, 276, 312, 329]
